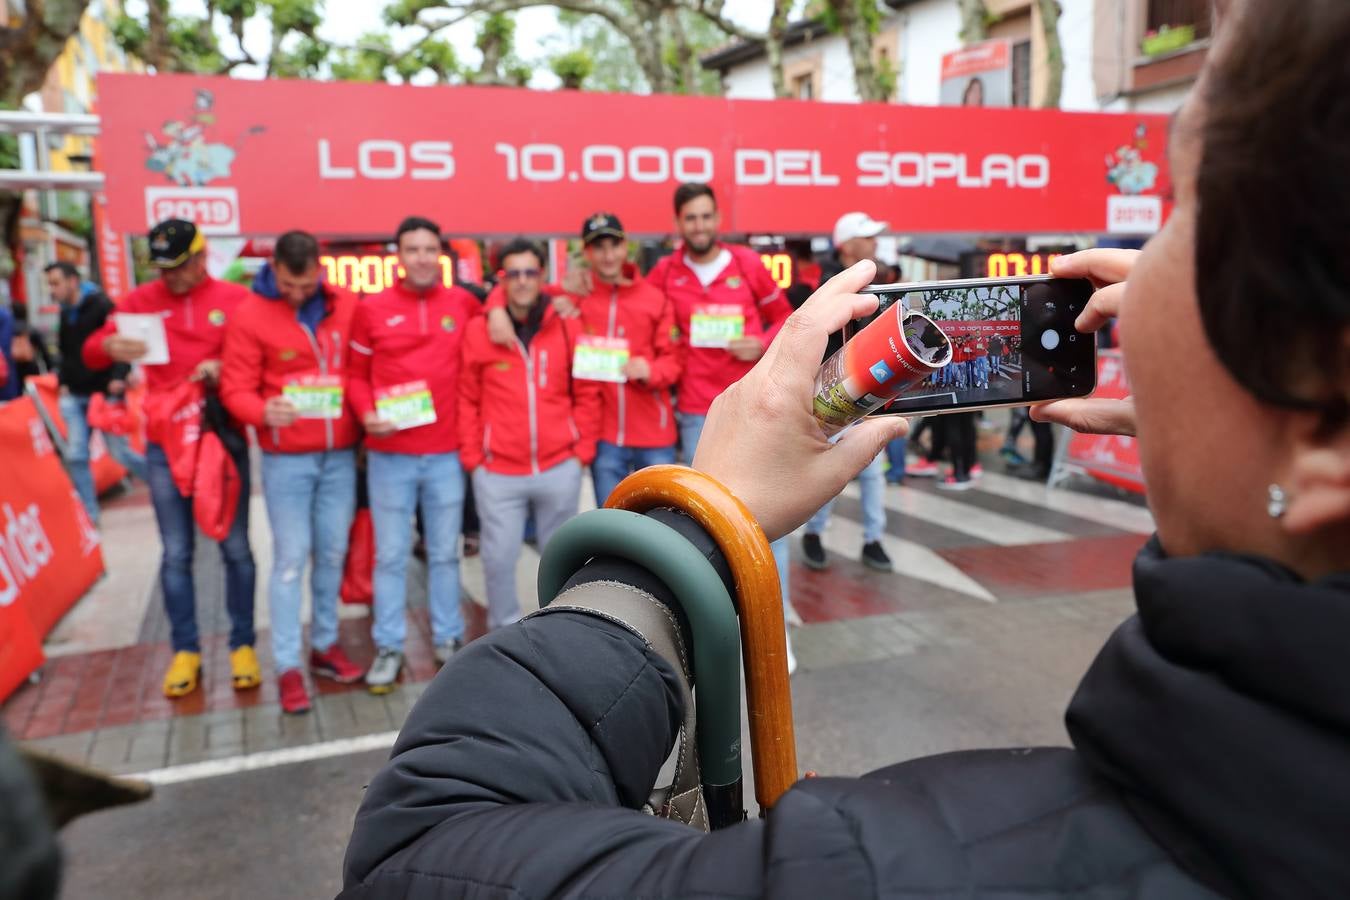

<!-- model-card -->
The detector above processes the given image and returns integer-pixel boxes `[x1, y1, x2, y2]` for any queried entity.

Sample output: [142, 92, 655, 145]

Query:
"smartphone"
[845, 275, 1097, 417]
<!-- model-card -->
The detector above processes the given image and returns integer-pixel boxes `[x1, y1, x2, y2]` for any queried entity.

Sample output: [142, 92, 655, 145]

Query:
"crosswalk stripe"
[845, 481, 1069, 546]
[974, 471, 1155, 535]
[791, 518, 997, 602]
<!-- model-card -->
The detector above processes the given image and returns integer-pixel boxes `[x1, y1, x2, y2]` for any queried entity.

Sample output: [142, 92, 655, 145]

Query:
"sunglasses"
[502, 268, 542, 281]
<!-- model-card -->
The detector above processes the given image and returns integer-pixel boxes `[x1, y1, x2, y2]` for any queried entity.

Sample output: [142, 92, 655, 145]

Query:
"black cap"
[581, 212, 624, 245]
[147, 219, 205, 268]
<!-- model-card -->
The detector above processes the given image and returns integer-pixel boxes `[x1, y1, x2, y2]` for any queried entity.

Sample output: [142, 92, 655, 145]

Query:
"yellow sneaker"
[230, 645, 261, 691]
[163, 651, 202, 698]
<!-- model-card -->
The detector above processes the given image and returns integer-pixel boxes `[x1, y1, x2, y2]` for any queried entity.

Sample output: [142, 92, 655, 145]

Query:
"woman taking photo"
[341, 0, 1350, 896]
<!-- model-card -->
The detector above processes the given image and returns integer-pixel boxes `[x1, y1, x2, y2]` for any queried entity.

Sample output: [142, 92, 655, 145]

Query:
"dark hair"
[673, 183, 716, 216]
[395, 216, 442, 246]
[273, 230, 320, 274]
[44, 261, 79, 280]
[499, 237, 545, 268]
[1195, 0, 1350, 424]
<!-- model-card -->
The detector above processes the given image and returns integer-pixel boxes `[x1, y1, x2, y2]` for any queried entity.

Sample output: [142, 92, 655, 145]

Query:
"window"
[1011, 40, 1031, 107]
[794, 74, 814, 100]
[1146, 0, 1212, 41]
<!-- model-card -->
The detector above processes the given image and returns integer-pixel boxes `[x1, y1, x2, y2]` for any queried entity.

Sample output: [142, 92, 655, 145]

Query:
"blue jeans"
[260, 449, 356, 672]
[367, 450, 465, 650]
[807, 452, 886, 543]
[591, 441, 677, 507]
[58, 392, 146, 522]
[885, 436, 908, 483]
[679, 412, 792, 606]
[145, 441, 256, 653]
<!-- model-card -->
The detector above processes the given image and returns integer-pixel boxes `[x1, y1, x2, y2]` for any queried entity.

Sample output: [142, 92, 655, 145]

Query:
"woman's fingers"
[1030, 397, 1137, 437]
[770, 260, 879, 373]
[1074, 282, 1126, 334]
[1050, 248, 1139, 289]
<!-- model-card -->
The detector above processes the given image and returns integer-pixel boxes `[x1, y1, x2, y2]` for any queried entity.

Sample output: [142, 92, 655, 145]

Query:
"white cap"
[832, 211, 889, 247]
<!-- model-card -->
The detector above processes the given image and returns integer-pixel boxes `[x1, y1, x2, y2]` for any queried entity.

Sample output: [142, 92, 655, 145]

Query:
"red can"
[812, 306, 951, 436]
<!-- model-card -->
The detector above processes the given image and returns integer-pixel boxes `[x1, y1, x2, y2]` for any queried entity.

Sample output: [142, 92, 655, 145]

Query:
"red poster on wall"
[97, 73, 1171, 239]
[0, 397, 105, 636]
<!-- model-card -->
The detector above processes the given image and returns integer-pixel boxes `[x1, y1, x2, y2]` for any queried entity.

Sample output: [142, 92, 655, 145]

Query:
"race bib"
[572, 335, 630, 383]
[375, 380, 437, 431]
[689, 303, 745, 349]
[283, 374, 344, 420]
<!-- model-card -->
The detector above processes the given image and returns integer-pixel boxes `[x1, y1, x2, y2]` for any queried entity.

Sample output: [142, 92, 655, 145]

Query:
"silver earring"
[1267, 484, 1287, 519]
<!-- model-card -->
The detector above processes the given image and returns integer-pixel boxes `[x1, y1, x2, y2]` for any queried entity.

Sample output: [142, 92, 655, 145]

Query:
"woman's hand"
[1031, 249, 1139, 436]
[693, 260, 908, 541]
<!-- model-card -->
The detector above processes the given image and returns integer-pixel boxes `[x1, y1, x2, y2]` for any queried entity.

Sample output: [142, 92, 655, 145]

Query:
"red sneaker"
[310, 644, 364, 684]
[278, 668, 311, 715]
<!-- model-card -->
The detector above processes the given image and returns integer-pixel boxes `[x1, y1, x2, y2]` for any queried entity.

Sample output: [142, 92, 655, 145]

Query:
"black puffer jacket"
[340, 537, 1350, 898]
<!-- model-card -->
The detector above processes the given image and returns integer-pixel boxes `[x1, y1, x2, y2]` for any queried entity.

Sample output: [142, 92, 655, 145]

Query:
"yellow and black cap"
[147, 219, 206, 268]
[581, 212, 624, 245]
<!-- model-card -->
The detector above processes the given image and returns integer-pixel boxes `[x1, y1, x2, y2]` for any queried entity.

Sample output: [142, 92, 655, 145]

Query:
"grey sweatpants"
[472, 458, 583, 630]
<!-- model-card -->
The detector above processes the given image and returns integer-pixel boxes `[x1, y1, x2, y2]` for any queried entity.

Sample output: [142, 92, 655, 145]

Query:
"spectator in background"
[0, 304, 16, 402]
[45, 262, 137, 521]
[10, 304, 55, 386]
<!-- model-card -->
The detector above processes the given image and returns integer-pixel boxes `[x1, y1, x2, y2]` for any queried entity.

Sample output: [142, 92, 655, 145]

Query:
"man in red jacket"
[346, 216, 482, 693]
[220, 231, 364, 714]
[646, 183, 798, 663]
[568, 213, 680, 506]
[82, 218, 258, 699]
[459, 238, 600, 630]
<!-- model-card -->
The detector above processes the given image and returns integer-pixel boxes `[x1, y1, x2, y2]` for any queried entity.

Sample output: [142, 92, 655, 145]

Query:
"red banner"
[91, 191, 133, 298]
[1064, 350, 1144, 494]
[0, 397, 105, 638]
[97, 73, 1171, 238]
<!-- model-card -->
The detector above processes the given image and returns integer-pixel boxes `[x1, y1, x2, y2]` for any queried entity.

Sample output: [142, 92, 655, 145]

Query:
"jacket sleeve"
[744, 250, 792, 345]
[345, 304, 376, 421]
[81, 299, 123, 372]
[456, 330, 486, 472]
[340, 608, 769, 899]
[218, 316, 267, 429]
[89, 295, 131, 382]
[642, 292, 683, 391]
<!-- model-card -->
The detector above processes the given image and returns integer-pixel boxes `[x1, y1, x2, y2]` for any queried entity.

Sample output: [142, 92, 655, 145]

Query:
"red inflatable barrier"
[0, 396, 105, 656]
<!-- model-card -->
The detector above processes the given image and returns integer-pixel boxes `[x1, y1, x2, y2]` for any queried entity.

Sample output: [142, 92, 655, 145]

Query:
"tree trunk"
[958, 0, 988, 45]
[830, 0, 882, 103]
[144, 0, 174, 70]
[1036, 0, 1063, 108]
[766, 0, 790, 98]
[663, 7, 699, 94]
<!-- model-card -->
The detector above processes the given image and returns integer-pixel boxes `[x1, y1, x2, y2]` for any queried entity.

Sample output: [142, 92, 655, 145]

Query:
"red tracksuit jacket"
[346, 280, 481, 456]
[487, 265, 680, 448]
[83, 275, 249, 445]
[458, 303, 600, 476]
[220, 284, 361, 454]
[646, 242, 792, 416]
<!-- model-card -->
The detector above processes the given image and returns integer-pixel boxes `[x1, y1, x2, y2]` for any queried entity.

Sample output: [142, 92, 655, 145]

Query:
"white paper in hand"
[114, 313, 170, 365]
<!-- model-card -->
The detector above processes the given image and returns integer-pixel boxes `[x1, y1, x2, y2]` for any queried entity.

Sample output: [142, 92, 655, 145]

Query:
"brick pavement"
[5, 452, 1153, 776]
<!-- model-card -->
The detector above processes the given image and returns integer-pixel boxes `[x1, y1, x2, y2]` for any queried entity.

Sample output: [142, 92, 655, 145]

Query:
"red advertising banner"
[97, 73, 1171, 239]
[0, 596, 43, 702]
[0, 397, 105, 638]
[91, 191, 133, 298]
[1064, 349, 1144, 494]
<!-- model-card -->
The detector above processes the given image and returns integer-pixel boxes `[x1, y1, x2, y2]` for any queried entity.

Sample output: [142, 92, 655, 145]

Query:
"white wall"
[1058, 0, 1101, 111]
[720, 63, 775, 99]
[894, 0, 963, 105]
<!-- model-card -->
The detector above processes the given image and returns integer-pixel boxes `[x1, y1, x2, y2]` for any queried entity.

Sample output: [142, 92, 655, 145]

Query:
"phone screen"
[846, 276, 1097, 416]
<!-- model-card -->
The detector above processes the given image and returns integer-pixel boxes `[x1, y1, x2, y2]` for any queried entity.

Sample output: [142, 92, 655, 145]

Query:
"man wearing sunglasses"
[346, 216, 483, 693]
[458, 239, 601, 631]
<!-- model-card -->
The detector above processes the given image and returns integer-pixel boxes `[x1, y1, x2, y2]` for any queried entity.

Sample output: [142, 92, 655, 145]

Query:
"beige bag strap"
[543, 580, 708, 831]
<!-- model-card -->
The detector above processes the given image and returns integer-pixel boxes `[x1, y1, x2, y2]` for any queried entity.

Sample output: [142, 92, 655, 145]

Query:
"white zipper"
[609, 286, 626, 446]
[516, 338, 539, 474]
[300, 317, 333, 450]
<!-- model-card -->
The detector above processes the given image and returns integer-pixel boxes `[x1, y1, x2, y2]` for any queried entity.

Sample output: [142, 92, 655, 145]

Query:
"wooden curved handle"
[607, 464, 798, 810]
